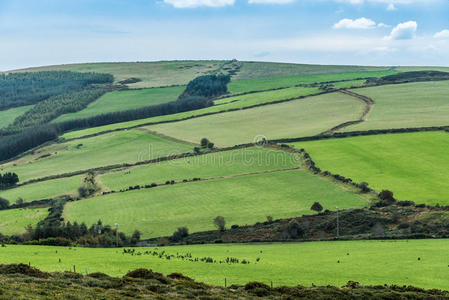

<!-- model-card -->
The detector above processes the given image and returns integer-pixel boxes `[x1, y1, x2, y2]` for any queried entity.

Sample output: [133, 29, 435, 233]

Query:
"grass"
[0, 105, 34, 129]
[54, 86, 185, 122]
[100, 146, 299, 190]
[12, 61, 224, 88]
[60, 86, 325, 140]
[233, 61, 391, 80]
[290, 131, 449, 205]
[228, 71, 395, 94]
[0, 208, 48, 235]
[0, 176, 83, 204]
[0, 130, 193, 182]
[2, 239, 449, 289]
[64, 169, 368, 238]
[147, 92, 365, 147]
[341, 81, 449, 132]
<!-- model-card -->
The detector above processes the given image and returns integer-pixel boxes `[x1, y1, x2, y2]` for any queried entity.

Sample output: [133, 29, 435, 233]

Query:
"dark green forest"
[179, 74, 230, 100]
[0, 71, 113, 110]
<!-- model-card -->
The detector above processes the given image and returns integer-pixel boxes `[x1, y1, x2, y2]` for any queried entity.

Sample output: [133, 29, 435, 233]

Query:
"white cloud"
[163, 0, 234, 8]
[377, 23, 390, 28]
[333, 17, 376, 29]
[248, 0, 294, 3]
[434, 30, 449, 39]
[386, 21, 417, 40]
[387, 3, 397, 10]
[335, 0, 437, 4]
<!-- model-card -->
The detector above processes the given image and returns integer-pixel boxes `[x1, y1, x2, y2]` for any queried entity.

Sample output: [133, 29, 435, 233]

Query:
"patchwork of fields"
[64, 169, 368, 238]
[290, 131, 449, 205]
[1, 130, 193, 182]
[148, 92, 365, 146]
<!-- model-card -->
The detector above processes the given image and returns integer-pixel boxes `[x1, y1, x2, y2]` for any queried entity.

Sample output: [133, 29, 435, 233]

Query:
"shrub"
[214, 216, 226, 231]
[266, 216, 273, 223]
[16, 197, 24, 205]
[379, 190, 394, 201]
[200, 138, 209, 148]
[171, 227, 189, 242]
[360, 182, 370, 193]
[0, 197, 9, 209]
[311, 202, 323, 213]
[207, 142, 214, 149]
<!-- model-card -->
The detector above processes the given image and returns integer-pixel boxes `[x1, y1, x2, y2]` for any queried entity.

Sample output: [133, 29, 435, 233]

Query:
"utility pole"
[114, 223, 119, 247]
[336, 206, 339, 238]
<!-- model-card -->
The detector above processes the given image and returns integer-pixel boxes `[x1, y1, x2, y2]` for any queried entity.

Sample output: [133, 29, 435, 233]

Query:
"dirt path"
[320, 89, 376, 135]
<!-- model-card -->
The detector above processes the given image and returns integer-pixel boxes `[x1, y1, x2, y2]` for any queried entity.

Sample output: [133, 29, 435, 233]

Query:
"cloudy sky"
[0, 0, 448, 70]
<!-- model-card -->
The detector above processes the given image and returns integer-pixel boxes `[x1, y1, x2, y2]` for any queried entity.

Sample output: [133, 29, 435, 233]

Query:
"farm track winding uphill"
[320, 89, 376, 135]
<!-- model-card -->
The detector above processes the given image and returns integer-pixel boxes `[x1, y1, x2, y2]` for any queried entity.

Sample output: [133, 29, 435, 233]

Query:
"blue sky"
[0, 0, 448, 70]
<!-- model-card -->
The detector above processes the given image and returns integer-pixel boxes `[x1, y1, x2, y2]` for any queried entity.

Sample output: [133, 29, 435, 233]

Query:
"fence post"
[73, 265, 76, 273]
[225, 278, 227, 288]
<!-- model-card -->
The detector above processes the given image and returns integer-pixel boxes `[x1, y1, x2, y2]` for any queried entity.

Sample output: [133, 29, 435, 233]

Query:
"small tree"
[200, 138, 209, 148]
[207, 142, 214, 149]
[171, 227, 189, 242]
[214, 216, 226, 231]
[130, 230, 141, 245]
[311, 202, 323, 213]
[266, 216, 273, 223]
[193, 147, 201, 154]
[360, 182, 370, 193]
[16, 197, 24, 205]
[0, 197, 9, 209]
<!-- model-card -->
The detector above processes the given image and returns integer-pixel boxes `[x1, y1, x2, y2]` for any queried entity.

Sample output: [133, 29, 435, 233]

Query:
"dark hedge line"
[0, 96, 212, 162]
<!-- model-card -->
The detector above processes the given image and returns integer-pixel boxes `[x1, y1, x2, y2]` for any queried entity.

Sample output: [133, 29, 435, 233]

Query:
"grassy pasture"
[147, 92, 365, 147]
[290, 131, 449, 205]
[0, 105, 34, 129]
[64, 169, 367, 238]
[341, 81, 449, 132]
[0, 130, 192, 182]
[2, 239, 449, 289]
[234, 61, 391, 80]
[228, 71, 395, 94]
[60, 86, 325, 140]
[54, 86, 185, 122]
[0, 175, 83, 204]
[0, 208, 48, 235]
[12, 61, 224, 88]
[100, 147, 299, 190]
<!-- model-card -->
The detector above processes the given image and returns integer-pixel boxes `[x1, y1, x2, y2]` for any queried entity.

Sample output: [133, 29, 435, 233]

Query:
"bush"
[200, 138, 209, 148]
[214, 216, 226, 231]
[0, 197, 9, 209]
[171, 227, 189, 242]
[311, 202, 323, 213]
[379, 190, 394, 201]
[266, 216, 273, 223]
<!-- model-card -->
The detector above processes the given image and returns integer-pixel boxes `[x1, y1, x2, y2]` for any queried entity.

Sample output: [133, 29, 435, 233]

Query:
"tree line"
[0, 71, 113, 110]
[0, 96, 212, 162]
[178, 74, 230, 100]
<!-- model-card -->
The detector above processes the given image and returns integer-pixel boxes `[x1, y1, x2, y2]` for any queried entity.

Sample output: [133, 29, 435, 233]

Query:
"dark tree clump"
[311, 202, 323, 213]
[179, 74, 230, 100]
[214, 216, 226, 231]
[0, 172, 19, 190]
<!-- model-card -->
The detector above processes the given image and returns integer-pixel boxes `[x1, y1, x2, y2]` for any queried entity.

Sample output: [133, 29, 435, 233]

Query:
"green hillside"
[0, 208, 48, 235]
[0, 105, 34, 129]
[290, 131, 449, 205]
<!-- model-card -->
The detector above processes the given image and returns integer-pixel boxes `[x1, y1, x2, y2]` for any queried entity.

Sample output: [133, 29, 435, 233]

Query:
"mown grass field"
[13, 61, 224, 88]
[100, 147, 299, 190]
[0, 208, 48, 235]
[0, 105, 34, 129]
[228, 71, 395, 94]
[0, 175, 83, 204]
[147, 92, 365, 147]
[341, 81, 449, 132]
[233, 61, 391, 80]
[54, 86, 185, 122]
[64, 169, 368, 238]
[290, 131, 449, 205]
[1, 130, 192, 182]
[2, 239, 449, 289]
[61, 86, 326, 140]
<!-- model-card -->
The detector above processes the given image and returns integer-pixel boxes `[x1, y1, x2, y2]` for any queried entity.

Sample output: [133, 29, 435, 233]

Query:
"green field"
[1, 130, 193, 182]
[290, 131, 449, 205]
[100, 147, 299, 190]
[0, 105, 34, 129]
[148, 92, 365, 147]
[54, 86, 185, 122]
[228, 71, 394, 94]
[64, 169, 368, 238]
[0, 176, 83, 204]
[233, 61, 391, 80]
[341, 81, 449, 132]
[0, 208, 48, 235]
[2, 239, 449, 289]
[60, 86, 327, 140]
